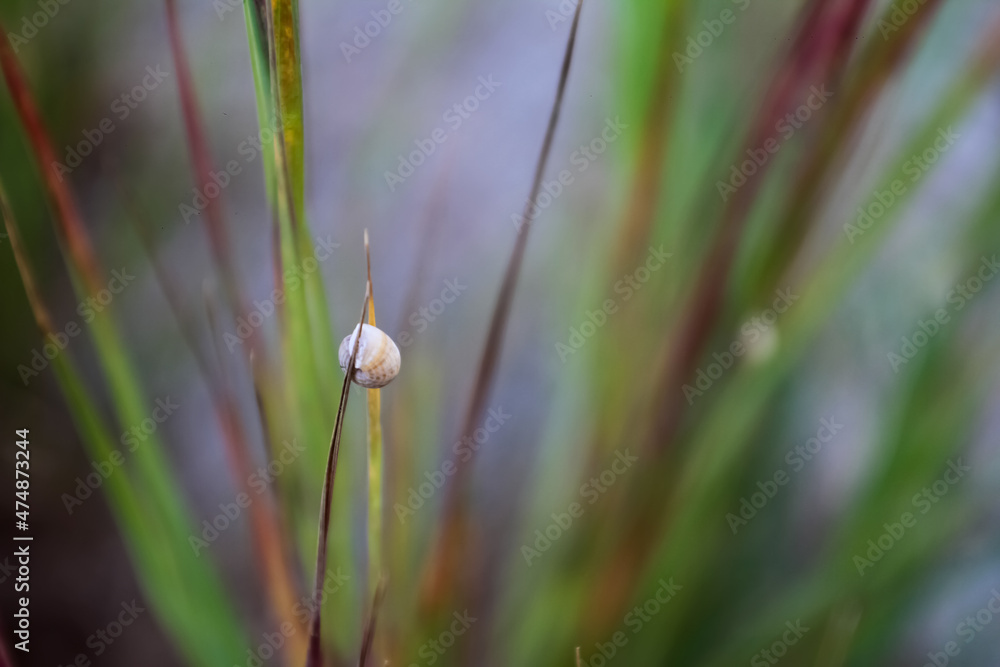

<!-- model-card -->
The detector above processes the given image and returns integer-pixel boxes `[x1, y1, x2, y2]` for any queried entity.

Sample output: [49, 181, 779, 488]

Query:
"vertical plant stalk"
[364, 230, 385, 606]
[307, 282, 371, 667]
[270, 0, 306, 217]
[421, 0, 584, 610]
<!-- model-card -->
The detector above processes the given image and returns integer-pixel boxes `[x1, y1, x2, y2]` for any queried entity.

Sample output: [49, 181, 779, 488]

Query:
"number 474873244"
[15, 429, 29, 526]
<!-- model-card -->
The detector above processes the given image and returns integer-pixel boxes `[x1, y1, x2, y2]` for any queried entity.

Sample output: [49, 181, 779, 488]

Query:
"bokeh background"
[2, 0, 1000, 665]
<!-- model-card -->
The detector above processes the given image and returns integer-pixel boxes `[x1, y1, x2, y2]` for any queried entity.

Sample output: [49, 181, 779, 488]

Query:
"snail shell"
[338, 323, 401, 389]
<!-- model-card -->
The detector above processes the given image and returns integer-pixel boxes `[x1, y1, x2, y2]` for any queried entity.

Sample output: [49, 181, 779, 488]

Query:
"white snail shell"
[338, 324, 401, 389]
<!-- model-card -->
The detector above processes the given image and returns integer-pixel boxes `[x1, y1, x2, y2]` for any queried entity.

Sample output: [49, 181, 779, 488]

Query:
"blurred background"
[2, 0, 1000, 665]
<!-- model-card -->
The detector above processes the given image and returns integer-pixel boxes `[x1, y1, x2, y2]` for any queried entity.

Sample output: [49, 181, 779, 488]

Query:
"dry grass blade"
[358, 577, 387, 667]
[421, 0, 584, 609]
[306, 282, 372, 667]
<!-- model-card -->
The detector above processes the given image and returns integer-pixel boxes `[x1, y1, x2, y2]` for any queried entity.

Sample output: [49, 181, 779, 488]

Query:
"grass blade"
[307, 280, 371, 667]
[421, 0, 584, 610]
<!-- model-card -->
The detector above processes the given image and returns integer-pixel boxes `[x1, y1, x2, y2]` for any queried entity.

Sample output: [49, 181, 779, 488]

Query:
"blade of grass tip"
[358, 577, 387, 667]
[421, 0, 583, 610]
[576, 646, 582, 667]
[307, 283, 371, 667]
[164, 0, 247, 316]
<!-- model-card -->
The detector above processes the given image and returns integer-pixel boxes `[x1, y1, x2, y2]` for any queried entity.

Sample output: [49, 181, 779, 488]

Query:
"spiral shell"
[338, 324, 401, 389]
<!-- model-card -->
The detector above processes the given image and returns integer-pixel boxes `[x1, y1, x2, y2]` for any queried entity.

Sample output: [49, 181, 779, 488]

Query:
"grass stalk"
[307, 280, 371, 667]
